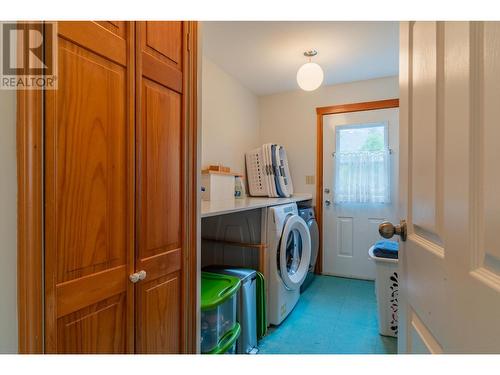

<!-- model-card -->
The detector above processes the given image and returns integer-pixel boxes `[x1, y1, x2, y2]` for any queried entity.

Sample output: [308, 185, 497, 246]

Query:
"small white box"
[201, 171, 236, 201]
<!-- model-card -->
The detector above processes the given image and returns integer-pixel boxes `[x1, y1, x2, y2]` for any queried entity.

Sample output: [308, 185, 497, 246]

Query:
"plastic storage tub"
[204, 267, 258, 354]
[368, 245, 399, 337]
[201, 272, 241, 353]
[205, 323, 241, 354]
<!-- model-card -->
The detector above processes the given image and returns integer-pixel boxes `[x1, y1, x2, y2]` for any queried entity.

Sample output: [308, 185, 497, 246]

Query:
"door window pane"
[337, 124, 386, 152]
[334, 123, 390, 204]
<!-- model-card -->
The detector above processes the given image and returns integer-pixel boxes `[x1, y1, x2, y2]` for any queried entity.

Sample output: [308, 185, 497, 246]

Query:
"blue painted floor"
[258, 275, 397, 354]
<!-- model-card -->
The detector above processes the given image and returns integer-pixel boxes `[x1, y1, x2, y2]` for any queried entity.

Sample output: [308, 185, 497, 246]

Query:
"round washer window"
[277, 214, 311, 290]
[285, 229, 303, 276]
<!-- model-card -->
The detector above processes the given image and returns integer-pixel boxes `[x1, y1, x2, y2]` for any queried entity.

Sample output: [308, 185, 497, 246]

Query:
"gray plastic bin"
[204, 267, 258, 354]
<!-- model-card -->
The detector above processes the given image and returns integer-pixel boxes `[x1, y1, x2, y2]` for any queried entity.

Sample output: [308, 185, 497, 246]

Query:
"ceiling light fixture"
[296, 50, 324, 92]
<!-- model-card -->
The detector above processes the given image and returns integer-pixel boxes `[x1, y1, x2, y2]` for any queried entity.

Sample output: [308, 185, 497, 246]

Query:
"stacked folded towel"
[373, 240, 399, 259]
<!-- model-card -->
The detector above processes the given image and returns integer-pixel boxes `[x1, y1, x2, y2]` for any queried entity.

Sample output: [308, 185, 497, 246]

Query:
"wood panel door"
[44, 21, 135, 353]
[399, 21, 500, 353]
[135, 21, 187, 354]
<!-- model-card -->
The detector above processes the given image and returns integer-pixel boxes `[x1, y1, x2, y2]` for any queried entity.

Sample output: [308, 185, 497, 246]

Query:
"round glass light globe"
[296, 62, 324, 91]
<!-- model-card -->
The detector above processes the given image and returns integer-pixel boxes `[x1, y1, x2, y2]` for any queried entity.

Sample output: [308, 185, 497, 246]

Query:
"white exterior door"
[398, 21, 500, 353]
[322, 108, 399, 279]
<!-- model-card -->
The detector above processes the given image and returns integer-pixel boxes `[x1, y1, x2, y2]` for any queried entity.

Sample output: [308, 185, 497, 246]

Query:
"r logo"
[1, 22, 57, 89]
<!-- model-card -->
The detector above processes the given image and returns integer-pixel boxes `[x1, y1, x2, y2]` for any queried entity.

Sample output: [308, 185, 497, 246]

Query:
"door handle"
[129, 270, 147, 283]
[379, 220, 407, 241]
[324, 199, 331, 207]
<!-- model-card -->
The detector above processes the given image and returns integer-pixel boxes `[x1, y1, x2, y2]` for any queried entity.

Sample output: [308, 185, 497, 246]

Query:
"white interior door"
[322, 108, 399, 279]
[398, 21, 500, 353]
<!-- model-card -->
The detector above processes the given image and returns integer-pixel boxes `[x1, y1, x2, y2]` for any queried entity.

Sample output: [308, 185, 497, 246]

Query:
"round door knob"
[325, 199, 331, 206]
[379, 222, 396, 238]
[129, 270, 147, 283]
[379, 220, 407, 241]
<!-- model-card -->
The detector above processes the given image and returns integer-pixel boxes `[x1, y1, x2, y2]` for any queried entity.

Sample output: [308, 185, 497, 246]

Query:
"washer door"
[307, 219, 319, 269]
[278, 215, 311, 290]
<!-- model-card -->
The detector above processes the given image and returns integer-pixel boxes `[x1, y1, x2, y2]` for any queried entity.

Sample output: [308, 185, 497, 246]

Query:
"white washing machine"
[267, 203, 311, 325]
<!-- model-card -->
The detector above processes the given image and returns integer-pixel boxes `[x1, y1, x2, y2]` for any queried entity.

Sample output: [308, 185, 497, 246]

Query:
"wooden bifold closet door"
[44, 21, 194, 354]
[135, 21, 186, 354]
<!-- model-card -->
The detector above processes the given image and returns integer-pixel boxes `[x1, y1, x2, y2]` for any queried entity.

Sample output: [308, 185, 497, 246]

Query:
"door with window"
[322, 108, 399, 279]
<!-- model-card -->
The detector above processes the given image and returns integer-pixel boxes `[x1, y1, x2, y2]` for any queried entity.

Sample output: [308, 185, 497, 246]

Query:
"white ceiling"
[202, 21, 399, 96]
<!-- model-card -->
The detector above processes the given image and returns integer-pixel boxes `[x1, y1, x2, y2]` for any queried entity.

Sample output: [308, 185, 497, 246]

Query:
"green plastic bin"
[206, 323, 241, 354]
[201, 272, 241, 353]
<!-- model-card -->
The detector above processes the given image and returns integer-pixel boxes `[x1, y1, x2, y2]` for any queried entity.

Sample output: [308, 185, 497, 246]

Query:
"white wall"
[259, 76, 399, 200]
[0, 88, 18, 353]
[202, 56, 260, 174]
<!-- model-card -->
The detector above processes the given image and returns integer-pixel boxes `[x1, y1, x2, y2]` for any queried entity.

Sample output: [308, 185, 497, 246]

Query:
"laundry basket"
[201, 272, 241, 353]
[368, 242, 399, 337]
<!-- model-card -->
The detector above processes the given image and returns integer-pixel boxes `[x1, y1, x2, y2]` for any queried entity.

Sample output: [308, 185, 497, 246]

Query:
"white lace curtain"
[334, 149, 391, 204]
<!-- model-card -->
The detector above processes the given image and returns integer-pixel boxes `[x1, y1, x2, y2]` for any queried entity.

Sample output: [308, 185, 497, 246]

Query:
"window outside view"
[337, 125, 385, 152]
[335, 124, 390, 204]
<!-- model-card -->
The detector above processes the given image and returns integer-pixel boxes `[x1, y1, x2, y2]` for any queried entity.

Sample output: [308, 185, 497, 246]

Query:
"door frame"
[315, 98, 399, 274]
[16, 21, 199, 353]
